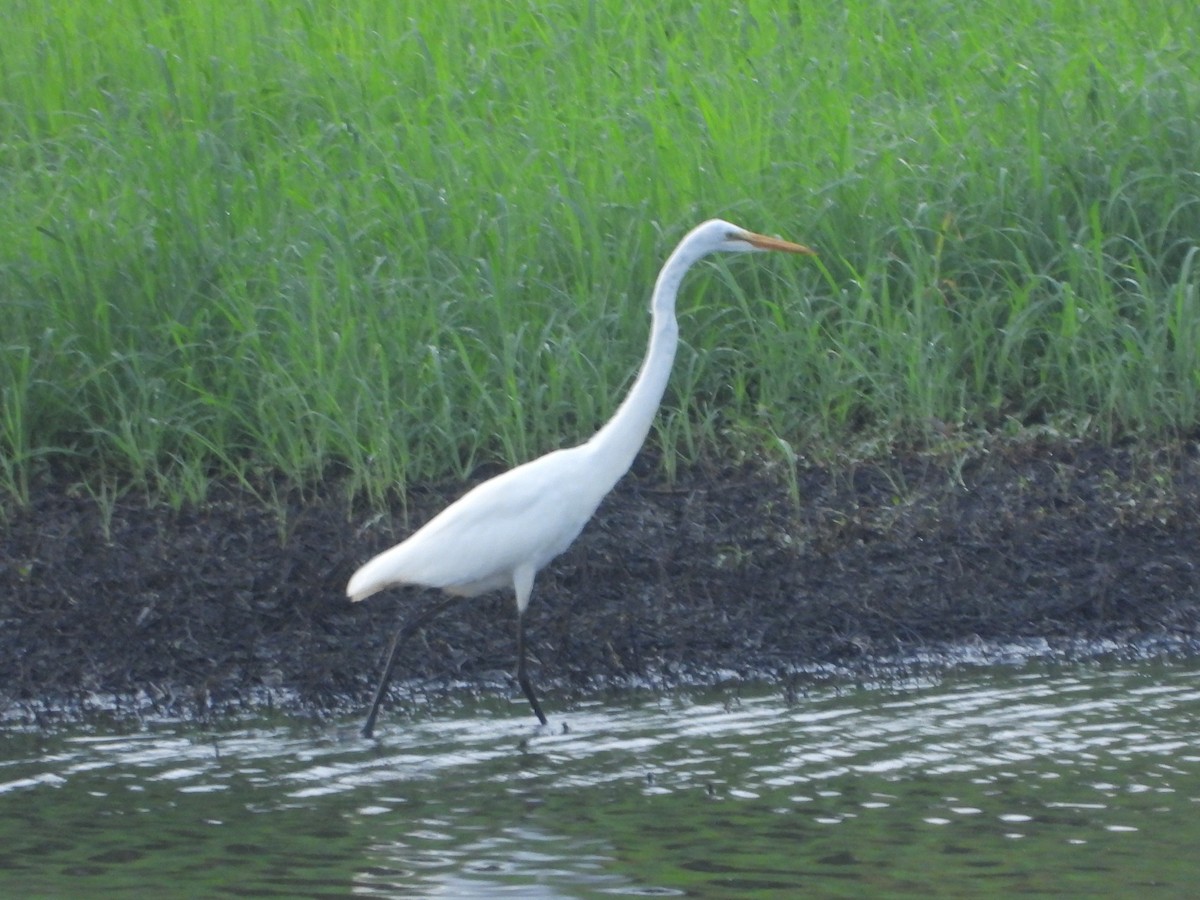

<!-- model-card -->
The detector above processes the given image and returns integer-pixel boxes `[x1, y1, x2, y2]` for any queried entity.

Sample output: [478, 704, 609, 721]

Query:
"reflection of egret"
[348, 219, 815, 736]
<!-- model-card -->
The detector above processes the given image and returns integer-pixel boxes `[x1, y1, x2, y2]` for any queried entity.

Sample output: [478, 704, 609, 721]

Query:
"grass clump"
[2, 0, 1199, 508]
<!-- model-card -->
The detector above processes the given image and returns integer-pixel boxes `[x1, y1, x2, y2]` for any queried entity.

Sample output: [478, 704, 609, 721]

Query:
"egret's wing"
[347, 447, 602, 601]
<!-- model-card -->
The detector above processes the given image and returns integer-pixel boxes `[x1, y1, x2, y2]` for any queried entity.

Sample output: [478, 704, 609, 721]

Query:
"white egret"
[348, 219, 814, 736]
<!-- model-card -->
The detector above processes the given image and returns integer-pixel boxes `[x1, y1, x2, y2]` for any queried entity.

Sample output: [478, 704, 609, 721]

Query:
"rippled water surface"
[3, 658, 1199, 896]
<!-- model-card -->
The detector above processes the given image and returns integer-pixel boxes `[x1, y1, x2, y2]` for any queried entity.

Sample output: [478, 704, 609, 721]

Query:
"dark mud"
[4, 438, 1200, 726]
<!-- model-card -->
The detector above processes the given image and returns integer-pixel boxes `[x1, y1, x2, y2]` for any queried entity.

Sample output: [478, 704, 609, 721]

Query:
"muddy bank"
[3, 438, 1200, 725]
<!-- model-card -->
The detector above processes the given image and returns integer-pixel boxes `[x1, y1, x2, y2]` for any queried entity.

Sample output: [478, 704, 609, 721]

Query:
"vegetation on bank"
[3, 1, 1199, 510]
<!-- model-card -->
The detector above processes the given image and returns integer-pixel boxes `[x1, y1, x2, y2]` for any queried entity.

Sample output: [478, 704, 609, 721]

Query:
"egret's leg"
[361, 593, 462, 738]
[516, 611, 548, 725]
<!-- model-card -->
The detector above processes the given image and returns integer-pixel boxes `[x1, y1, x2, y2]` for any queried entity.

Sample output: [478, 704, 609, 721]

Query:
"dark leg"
[516, 611, 548, 725]
[361, 593, 463, 738]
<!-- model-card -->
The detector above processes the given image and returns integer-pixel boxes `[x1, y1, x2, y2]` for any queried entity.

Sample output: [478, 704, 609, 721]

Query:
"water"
[3, 657, 1199, 897]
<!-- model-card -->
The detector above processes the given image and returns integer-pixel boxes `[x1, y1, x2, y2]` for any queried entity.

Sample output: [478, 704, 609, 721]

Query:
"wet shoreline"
[4, 439, 1200, 725]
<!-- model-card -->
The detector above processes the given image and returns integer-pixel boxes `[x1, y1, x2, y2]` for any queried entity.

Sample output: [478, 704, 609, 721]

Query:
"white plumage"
[349, 219, 814, 735]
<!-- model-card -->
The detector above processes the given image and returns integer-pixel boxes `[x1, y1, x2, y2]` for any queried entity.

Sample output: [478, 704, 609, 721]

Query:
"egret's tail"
[346, 555, 392, 602]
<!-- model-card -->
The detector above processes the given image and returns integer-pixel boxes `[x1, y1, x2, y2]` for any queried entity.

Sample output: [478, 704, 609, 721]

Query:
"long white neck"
[583, 236, 708, 489]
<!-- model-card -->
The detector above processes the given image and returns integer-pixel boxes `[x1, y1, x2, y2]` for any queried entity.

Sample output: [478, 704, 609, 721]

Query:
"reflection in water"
[1, 657, 1199, 896]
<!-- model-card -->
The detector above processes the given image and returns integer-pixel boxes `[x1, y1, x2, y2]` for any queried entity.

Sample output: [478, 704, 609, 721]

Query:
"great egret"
[348, 219, 814, 736]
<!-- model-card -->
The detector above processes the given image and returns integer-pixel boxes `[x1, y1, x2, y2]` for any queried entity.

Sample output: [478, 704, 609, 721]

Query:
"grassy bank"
[3, 0, 1199, 510]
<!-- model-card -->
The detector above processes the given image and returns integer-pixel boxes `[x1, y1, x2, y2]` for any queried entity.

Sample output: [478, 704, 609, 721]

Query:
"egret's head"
[689, 218, 816, 257]
[652, 219, 815, 311]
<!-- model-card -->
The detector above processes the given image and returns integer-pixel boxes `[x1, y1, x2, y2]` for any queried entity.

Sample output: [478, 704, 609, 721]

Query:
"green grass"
[3, 0, 1199, 508]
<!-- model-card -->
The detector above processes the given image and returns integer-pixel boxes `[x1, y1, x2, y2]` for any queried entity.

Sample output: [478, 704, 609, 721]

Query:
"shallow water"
[2, 657, 1199, 897]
